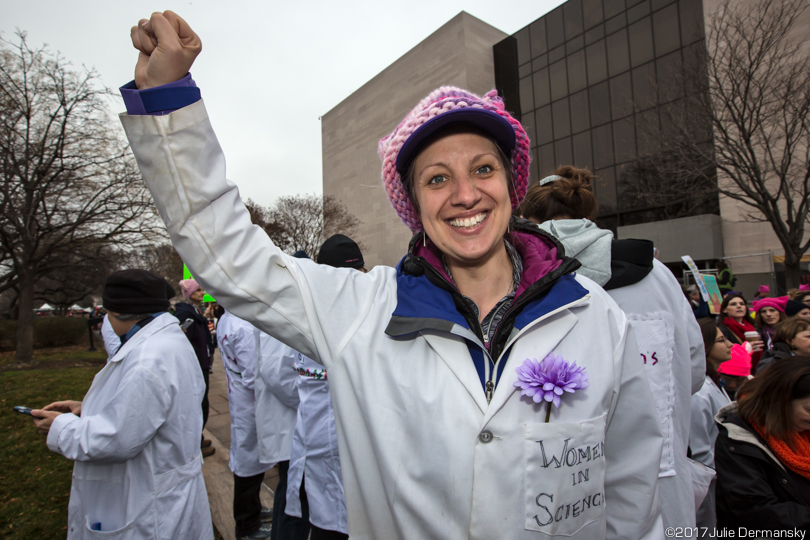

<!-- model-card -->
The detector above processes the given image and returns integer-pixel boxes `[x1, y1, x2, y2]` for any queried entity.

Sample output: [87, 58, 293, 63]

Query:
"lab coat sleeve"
[689, 391, 715, 468]
[604, 311, 665, 540]
[233, 324, 258, 391]
[683, 294, 707, 395]
[120, 101, 382, 368]
[257, 330, 301, 410]
[46, 367, 169, 463]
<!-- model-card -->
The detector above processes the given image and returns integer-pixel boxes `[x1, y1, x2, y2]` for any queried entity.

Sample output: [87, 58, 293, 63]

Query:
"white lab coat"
[254, 330, 299, 467]
[218, 311, 266, 477]
[121, 101, 664, 540]
[101, 314, 119, 358]
[690, 376, 731, 469]
[286, 355, 348, 534]
[47, 312, 213, 540]
[607, 260, 707, 529]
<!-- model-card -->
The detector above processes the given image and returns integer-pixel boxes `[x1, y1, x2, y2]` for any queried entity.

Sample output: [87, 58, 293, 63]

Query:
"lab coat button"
[479, 430, 493, 443]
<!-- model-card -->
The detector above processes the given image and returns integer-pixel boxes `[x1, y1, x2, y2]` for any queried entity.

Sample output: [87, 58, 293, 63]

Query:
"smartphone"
[13, 406, 33, 415]
[180, 318, 194, 331]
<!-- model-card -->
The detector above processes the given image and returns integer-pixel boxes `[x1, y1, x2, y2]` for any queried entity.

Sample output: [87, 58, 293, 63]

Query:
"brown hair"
[698, 318, 722, 385]
[519, 165, 598, 223]
[754, 308, 787, 328]
[737, 357, 810, 447]
[774, 318, 810, 346]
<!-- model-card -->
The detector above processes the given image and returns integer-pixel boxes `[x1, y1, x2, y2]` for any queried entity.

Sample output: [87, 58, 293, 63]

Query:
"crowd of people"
[21, 10, 810, 539]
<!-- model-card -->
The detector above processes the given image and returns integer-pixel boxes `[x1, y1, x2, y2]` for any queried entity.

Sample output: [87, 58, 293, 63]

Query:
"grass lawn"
[0, 345, 108, 368]
[0, 366, 99, 539]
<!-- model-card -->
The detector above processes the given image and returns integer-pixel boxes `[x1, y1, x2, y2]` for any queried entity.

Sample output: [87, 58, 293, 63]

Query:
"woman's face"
[760, 307, 781, 326]
[723, 297, 747, 320]
[190, 288, 206, 304]
[788, 329, 810, 356]
[413, 131, 511, 268]
[689, 290, 700, 302]
[795, 308, 810, 321]
[708, 328, 732, 369]
[802, 296, 810, 308]
[792, 395, 810, 432]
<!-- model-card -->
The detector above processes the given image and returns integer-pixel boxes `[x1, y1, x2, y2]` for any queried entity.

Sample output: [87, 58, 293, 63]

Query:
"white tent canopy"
[36, 303, 53, 311]
[69, 304, 84, 311]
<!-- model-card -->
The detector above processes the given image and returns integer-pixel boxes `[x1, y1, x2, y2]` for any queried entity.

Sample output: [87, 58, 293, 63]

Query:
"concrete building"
[321, 12, 507, 268]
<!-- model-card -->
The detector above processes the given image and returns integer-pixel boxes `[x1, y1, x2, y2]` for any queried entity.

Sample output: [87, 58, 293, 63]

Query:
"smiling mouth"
[449, 212, 487, 229]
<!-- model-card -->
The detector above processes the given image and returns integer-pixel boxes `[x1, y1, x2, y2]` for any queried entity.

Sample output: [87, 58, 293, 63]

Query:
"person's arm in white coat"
[232, 324, 257, 391]
[689, 390, 716, 468]
[256, 330, 301, 410]
[121, 106, 381, 369]
[46, 367, 169, 463]
[682, 291, 707, 395]
[604, 309, 665, 540]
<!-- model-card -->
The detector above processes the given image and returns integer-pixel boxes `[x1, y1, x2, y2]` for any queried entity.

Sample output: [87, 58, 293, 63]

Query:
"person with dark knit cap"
[316, 234, 366, 271]
[786, 299, 810, 321]
[29, 269, 213, 539]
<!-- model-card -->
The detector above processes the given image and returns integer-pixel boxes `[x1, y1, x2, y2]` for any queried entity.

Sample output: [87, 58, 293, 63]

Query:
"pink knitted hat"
[752, 296, 788, 314]
[179, 279, 201, 300]
[378, 87, 531, 232]
[758, 285, 770, 294]
[717, 344, 752, 377]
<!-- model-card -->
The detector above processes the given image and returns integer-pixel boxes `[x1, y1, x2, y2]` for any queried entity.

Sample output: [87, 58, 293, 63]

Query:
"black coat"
[715, 406, 810, 531]
[173, 302, 213, 370]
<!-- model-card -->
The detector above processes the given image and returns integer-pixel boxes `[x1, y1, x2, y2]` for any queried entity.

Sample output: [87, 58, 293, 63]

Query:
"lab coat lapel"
[422, 331, 488, 414]
[482, 309, 579, 425]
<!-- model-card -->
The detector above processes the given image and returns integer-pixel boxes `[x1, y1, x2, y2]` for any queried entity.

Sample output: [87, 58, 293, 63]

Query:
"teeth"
[450, 212, 486, 228]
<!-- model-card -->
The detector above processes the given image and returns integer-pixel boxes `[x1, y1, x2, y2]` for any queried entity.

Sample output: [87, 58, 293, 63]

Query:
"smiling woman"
[119, 12, 664, 539]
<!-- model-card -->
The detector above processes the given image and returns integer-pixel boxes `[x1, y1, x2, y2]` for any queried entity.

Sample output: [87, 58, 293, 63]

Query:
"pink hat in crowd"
[758, 285, 770, 294]
[752, 296, 788, 313]
[378, 86, 531, 232]
[179, 279, 201, 300]
[717, 344, 752, 377]
[800, 284, 810, 291]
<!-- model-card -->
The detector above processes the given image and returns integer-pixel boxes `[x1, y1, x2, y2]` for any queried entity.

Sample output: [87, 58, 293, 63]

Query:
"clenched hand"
[131, 10, 202, 89]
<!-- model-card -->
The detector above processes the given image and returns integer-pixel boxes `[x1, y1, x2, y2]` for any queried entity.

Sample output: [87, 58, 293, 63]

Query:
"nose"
[450, 173, 481, 208]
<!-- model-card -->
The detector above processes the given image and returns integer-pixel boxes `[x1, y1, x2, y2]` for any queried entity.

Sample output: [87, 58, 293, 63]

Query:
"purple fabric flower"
[514, 354, 589, 408]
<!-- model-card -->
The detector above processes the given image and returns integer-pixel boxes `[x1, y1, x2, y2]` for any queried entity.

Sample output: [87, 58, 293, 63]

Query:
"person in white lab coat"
[100, 313, 120, 357]
[119, 16, 664, 539]
[218, 310, 273, 539]
[520, 167, 709, 530]
[30, 269, 212, 540]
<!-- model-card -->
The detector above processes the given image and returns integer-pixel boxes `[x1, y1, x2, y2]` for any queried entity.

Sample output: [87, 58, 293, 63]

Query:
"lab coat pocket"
[84, 516, 136, 538]
[524, 414, 607, 536]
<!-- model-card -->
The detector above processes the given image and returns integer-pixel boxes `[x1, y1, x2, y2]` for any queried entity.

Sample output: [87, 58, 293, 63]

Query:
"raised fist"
[131, 11, 202, 89]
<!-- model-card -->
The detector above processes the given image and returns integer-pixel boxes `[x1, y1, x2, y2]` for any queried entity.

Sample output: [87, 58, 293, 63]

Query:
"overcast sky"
[3, 0, 564, 207]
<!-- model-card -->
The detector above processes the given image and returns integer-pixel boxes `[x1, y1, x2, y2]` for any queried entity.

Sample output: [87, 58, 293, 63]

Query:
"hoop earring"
[423, 232, 427, 248]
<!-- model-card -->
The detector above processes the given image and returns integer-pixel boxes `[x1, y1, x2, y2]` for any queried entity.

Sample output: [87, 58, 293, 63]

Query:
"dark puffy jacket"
[173, 302, 213, 370]
[755, 342, 793, 375]
[714, 404, 810, 531]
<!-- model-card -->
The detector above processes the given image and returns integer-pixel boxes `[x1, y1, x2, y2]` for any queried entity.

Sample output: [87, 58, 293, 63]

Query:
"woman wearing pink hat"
[117, 12, 664, 540]
[752, 296, 788, 350]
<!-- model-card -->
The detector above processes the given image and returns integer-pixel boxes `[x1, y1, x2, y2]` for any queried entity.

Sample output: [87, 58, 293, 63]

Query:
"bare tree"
[245, 195, 362, 260]
[0, 33, 162, 361]
[644, 0, 810, 287]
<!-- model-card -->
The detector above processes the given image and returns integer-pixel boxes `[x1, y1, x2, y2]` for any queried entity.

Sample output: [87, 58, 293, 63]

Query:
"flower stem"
[545, 401, 552, 423]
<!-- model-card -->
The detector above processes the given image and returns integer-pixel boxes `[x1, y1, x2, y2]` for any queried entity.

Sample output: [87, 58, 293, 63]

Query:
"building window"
[653, 3, 681, 57]
[628, 16, 654, 67]
[606, 28, 630, 76]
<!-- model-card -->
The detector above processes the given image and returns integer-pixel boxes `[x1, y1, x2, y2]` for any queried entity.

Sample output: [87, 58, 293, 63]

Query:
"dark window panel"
[682, 41, 704, 85]
[566, 35, 586, 55]
[628, 17, 654, 67]
[538, 143, 556, 178]
[568, 49, 588, 94]
[531, 147, 540, 184]
[659, 98, 685, 141]
[523, 108, 538, 148]
[519, 75, 534, 115]
[552, 98, 572, 139]
[555, 137, 574, 168]
[636, 108, 661, 157]
[613, 118, 636, 163]
[656, 50, 683, 103]
[570, 90, 591, 134]
[583, 0, 604, 29]
[535, 106, 554, 146]
[610, 72, 633, 119]
[589, 81, 611, 126]
[573, 131, 594, 170]
[593, 123, 615, 168]
[617, 164, 645, 211]
[606, 28, 630, 76]
[604, 0, 626, 19]
[564, 0, 585, 40]
[632, 62, 656, 112]
[679, 0, 704, 45]
[627, 0, 651, 24]
[653, 3, 680, 57]
[594, 166, 618, 213]
[532, 55, 549, 72]
[549, 59, 569, 102]
[493, 37, 520, 118]
[596, 214, 619, 233]
[519, 63, 532, 79]
[547, 7, 566, 50]
[605, 13, 627, 35]
[516, 28, 531, 66]
[549, 45, 566, 64]
[585, 24, 606, 45]
[586, 39, 609, 85]
[533, 68, 552, 108]
[530, 18, 548, 58]
[652, 0, 676, 9]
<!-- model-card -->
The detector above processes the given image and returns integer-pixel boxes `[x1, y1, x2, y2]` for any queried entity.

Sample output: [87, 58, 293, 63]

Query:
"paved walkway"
[203, 349, 280, 540]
